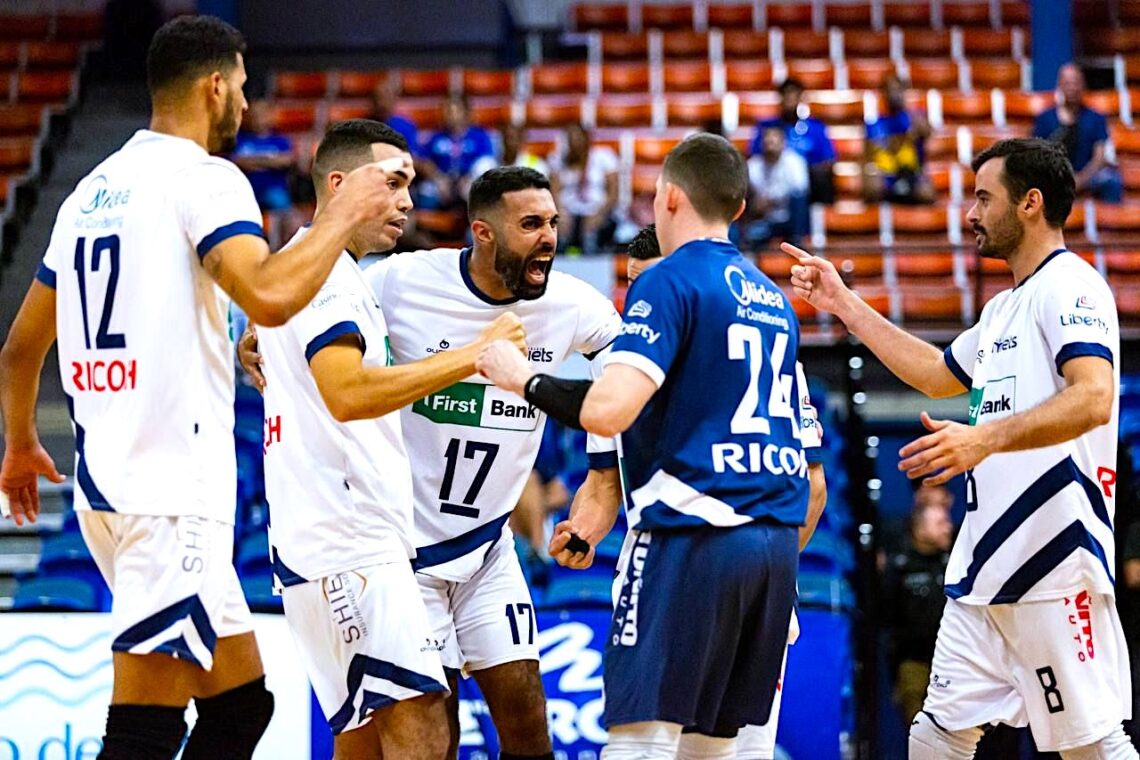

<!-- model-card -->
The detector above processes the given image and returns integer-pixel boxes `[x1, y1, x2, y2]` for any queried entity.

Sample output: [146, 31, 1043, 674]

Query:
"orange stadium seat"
[1001, 1, 1030, 25]
[0, 175, 14, 204]
[726, 60, 775, 92]
[722, 30, 768, 59]
[272, 71, 328, 100]
[847, 59, 896, 90]
[900, 288, 966, 322]
[663, 60, 711, 92]
[601, 32, 648, 61]
[833, 252, 886, 283]
[0, 104, 44, 136]
[532, 63, 589, 95]
[766, 2, 814, 27]
[1123, 54, 1140, 86]
[0, 16, 49, 40]
[962, 29, 1017, 58]
[16, 71, 73, 103]
[525, 96, 583, 127]
[395, 98, 444, 130]
[400, 69, 450, 98]
[843, 32, 891, 59]
[823, 202, 882, 248]
[24, 42, 81, 70]
[1063, 202, 1091, 247]
[595, 94, 654, 127]
[1003, 90, 1052, 126]
[336, 71, 388, 99]
[783, 33, 831, 60]
[829, 125, 866, 160]
[0, 42, 20, 73]
[1121, 158, 1140, 193]
[826, 2, 872, 28]
[666, 93, 722, 126]
[908, 60, 960, 90]
[804, 91, 865, 125]
[942, 1, 994, 27]
[1085, 90, 1123, 122]
[468, 97, 512, 128]
[1113, 278, 1140, 321]
[926, 161, 954, 196]
[414, 208, 466, 238]
[942, 90, 994, 126]
[901, 29, 952, 58]
[970, 125, 1019, 153]
[463, 69, 514, 97]
[894, 251, 957, 281]
[730, 129, 751, 154]
[1105, 249, 1140, 274]
[641, 3, 694, 29]
[786, 60, 835, 90]
[574, 3, 629, 31]
[709, 3, 756, 28]
[1122, 1, 1140, 23]
[0, 138, 35, 171]
[893, 205, 951, 243]
[55, 13, 104, 41]
[970, 61, 1022, 90]
[522, 131, 558, 160]
[1113, 125, 1140, 156]
[662, 30, 710, 60]
[326, 100, 371, 122]
[852, 284, 892, 316]
[635, 134, 683, 164]
[737, 91, 781, 123]
[833, 161, 864, 199]
[603, 62, 651, 93]
[924, 129, 959, 161]
[885, 1, 933, 27]
[1094, 202, 1140, 242]
[631, 163, 661, 196]
[268, 102, 320, 134]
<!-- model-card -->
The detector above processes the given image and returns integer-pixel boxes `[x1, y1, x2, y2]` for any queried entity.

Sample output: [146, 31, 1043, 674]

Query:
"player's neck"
[665, 221, 732, 255]
[1008, 229, 1067, 286]
[149, 106, 211, 153]
[467, 243, 514, 300]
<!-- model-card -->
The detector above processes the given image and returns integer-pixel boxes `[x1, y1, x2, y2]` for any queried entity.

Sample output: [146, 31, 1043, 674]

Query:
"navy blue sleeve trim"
[304, 321, 364, 364]
[587, 451, 619, 470]
[943, 346, 971, 389]
[35, 262, 56, 289]
[582, 336, 617, 362]
[806, 446, 826, 464]
[196, 220, 266, 260]
[1055, 341, 1114, 376]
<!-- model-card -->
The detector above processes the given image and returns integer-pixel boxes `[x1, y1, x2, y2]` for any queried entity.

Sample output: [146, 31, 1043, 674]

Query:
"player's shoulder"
[545, 270, 615, 310]
[384, 247, 463, 275]
[1031, 250, 1112, 299]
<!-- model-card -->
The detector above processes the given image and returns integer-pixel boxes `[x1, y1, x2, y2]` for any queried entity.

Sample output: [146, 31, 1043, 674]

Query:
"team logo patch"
[627, 300, 652, 319]
[413, 381, 540, 431]
[1076, 295, 1097, 310]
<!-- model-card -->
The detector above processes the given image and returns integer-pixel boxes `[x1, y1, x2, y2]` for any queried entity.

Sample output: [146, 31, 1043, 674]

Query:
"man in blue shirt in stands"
[421, 96, 494, 209]
[754, 77, 837, 204]
[231, 99, 296, 211]
[1033, 63, 1123, 203]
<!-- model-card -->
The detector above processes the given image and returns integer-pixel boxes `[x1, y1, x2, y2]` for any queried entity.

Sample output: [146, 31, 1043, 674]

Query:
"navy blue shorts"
[603, 522, 799, 737]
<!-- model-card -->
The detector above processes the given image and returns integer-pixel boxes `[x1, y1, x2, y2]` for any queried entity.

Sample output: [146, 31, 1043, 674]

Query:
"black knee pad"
[181, 676, 275, 760]
[97, 703, 187, 760]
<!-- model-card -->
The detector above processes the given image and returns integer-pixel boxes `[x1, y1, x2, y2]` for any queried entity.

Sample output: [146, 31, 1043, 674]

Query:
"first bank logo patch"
[413, 381, 540, 431]
[967, 375, 1016, 425]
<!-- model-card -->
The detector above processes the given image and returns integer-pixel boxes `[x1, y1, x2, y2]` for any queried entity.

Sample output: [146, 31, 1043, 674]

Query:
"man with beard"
[242, 165, 623, 758]
[0, 16, 406, 760]
[784, 137, 1136, 760]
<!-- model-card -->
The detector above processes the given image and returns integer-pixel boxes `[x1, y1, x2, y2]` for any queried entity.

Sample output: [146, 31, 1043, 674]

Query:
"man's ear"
[1024, 187, 1044, 216]
[326, 171, 345, 197]
[665, 181, 681, 213]
[731, 197, 746, 222]
[471, 218, 494, 246]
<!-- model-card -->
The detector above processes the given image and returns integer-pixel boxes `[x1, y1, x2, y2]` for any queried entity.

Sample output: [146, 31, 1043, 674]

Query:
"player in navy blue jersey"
[477, 133, 812, 758]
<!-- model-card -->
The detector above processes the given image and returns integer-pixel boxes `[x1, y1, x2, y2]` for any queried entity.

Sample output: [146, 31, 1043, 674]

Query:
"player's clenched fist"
[476, 338, 533, 395]
[781, 242, 850, 315]
[478, 311, 527, 354]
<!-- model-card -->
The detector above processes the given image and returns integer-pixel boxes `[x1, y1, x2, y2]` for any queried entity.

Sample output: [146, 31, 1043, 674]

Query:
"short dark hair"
[147, 15, 246, 97]
[971, 138, 1075, 228]
[468, 166, 551, 219]
[777, 77, 805, 95]
[662, 133, 748, 224]
[627, 224, 661, 260]
[312, 119, 409, 187]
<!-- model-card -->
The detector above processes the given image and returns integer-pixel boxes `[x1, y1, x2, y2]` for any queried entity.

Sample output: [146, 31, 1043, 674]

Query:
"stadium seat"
[662, 30, 710, 59]
[631, 163, 660, 197]
[326, 100, 371, 122]
[0, 41, 19, 73]
[884, 1, 933, 27]
[924, 129, 960, 161]
[822, 202, 882, 249]
[24, 41, 81, 70]
[662, 60, 711, 92]
[532, 62, 589, 95]
[272, 70, 328, 100]
[843, 32, 891, 59]
[832, 251, 885, 282]
[804, 90, 865, 125]
[942, 1, 995, 26]
[634, 133, 682, 164]
[665, 93, 722, 126]
[737, 91, 781, 124]
[522, 130, 559, 159]
[468, 96, 512, 128]
[602, 62, 651, 92]
[722, 30, 769, 59]
[414, 208, 466, 238]
[1082, 27, 1140, 55]
[574, 2, 629, 31]
[709, 2, 756, 29]
[13, 576, 99, 612]
[0, 15, 49, 40]
[826, 2, 873, 28]
[962, 28, 1017, 58]
[901, 29, 953, 58]
[970, 125, 1019, 153]
[395, 97, 444, 130]
[894, 251, 958, 281]
[1114, 276, 1140, 321]
[942, 91, 994, 125]
[16, 71, 74, 103]
[400, 69, 451, 97]
[1085, 90, 1123, 123]
[0, 138, 34, 172]
[463, 69, 514, 97]
[899, 287, 967, 323]
[926, 160, 954, 197]
[268, 101, 320, 135]
[851, 284, 892, 316]
[766, 2, 814, 27]
[0, 104, 45, 137]
[1114, 125, 1140, 156]
[1122, 0, 1140, 23]
[846, 59, 895, 90]
[907, 60, 960, 90]
[1001, 0, 1030, 25]
[525, 95, 583, 127]
[0, 174, 14, 204]
[893, 205, 952, 244]
[55, 12, 104, 41]
[783, 32, 831, 60]
[1094, 201, 1140, 243]
[970, 60, 1023, 90]
[828, 125, 865, 160]
[595, 94, 654, 127]
[641, 3, 694, 29]
[601, 31, 648, 60]
[726, 60, 775, 92]
[1121, 158, 1140, 193]
[832, 161, 863, 199]
[1003, 90, 1052, 127]
[335, 70, 388, 99]
[786, 60, 835, 90]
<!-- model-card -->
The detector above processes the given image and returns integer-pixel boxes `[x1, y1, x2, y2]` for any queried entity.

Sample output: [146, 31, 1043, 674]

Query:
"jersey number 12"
[74, 234, 125, 350]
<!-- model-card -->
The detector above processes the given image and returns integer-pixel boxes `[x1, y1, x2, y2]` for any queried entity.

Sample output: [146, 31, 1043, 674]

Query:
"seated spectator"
[230, 99, 296, 211]
[549, 123, 621, 253]
[754, 78, 836, 204]
[864, 74, 934, 205]
[742, 125, 810, 249]
[368, 77, 420, 155]
[420, 95, 494, 209]
[469, 123, 550, 187]
[1033, 63, 1123, 203]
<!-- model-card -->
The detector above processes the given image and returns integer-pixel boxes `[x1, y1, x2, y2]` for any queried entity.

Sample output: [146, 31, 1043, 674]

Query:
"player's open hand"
[898, 411, 992, 486]
[333, 156, 414, 224]
[0, 445, 65, 527]
[781, 242, 851, 316]
[549, 521, 597, 570]
[476, 339, 532, 396]
[479, 311, 526, 354]
[237, 324, 265, 392]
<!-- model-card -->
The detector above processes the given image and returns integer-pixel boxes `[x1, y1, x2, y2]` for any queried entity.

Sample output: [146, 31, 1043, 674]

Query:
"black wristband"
[523, 373, 593, 431]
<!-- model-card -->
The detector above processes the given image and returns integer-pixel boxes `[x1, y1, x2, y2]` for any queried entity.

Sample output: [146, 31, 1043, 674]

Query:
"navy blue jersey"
[606, 238, 809, 531]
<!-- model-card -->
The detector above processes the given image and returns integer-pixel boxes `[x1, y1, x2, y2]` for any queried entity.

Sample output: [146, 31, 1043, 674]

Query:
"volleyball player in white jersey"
[0, 17, 408, 760]
[785, 137, 1135, 759]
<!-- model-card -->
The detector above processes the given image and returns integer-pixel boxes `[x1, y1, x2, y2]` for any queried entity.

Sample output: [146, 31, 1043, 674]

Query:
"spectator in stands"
[743, 125, 810, 249]
[863, 74, 934, 205]
[230, 99, 296, 211]
[1033, 63, 1123, 203]
[368, 78, 420, 155]
[421, 96, 494, 209]
[470, 123, 550, 189]
[549, 123, 621, 252]
[754, 78, 836, 204]
[883, 484, 954, 726]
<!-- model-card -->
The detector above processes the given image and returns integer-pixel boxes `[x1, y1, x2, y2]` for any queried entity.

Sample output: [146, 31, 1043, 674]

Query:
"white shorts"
[736, 609, 798, 759]
[79, 511, 254, 672]
[281, 561, 449, 735]
[418, 537, 539, 673]
[923, 592, 1132, 752]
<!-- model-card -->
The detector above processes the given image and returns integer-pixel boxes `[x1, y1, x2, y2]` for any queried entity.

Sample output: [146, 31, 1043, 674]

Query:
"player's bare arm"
[202, 157, 413, 326]
[237, 325, 265, 392]
[898, 355, 1114, 487]
[800, 463, 828, 551]
[549, 466, 622, 569]
[0, 280, 66, 525]
[782, 242, 966, 399]
[311, 312, 525, 423]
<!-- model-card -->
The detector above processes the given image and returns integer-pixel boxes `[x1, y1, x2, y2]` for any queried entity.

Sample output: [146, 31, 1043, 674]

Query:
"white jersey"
[259, 230, 414, 587]
[365, 248, 621, 581]
[943, 250, 1119, 605]
[37, 130, 263, 523]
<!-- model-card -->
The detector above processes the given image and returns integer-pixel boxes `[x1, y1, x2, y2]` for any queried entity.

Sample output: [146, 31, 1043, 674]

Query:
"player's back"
[611, 238, 810, 531]
[41, 129, 262, 521]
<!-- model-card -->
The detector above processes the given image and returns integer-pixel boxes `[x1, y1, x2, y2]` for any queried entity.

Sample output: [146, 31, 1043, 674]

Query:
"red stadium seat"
[737, 92, 781, 123]
[663, 60, 710, 92]
[0, 175, 13, 204]
[846, 59, 895, 90]
[826, 2, 872, 28]
[269, 102, 320, 135]
[1113, 276, 1140, 321]
[574, 3, 629, 31]
[900, 288, 966, 323]
[1121, 158, 1140, 193]
[1003, 90, 1052, 126]
[326, 100, 371, 123]
[829, 126, 866, 160]
[893, 205, 951, 243]
[631, 163, 661, 196]
[0, 16, 49, 41]
[635, 134, 683, 164]
[722, 30, 768, 60]
[852, 285, 892, 316]
[522, 131, 558, 161]
[16, 71, 74, 103]
[463, 69, 514, 98]
[468, 97, 512, 128]
[804, 91, 865, 125]
[783, 32, 831, 60]
[525, 96, 583, 127]
[532, 63, 590, 95]
[786, 60, 835, 90]
[662, 30, 710, 60]
[927, 160, 954, 196]
[1094, 202, 1140, 242]
[726, 60, 775, 92]
[970, 61, 1022, 90]
[1122, 0, 1140, 23]
[272, 71, 328, 100]
[894, 251, 957, 280]
[884, 1, 933, 27]
[709, 3, 756, 28]
[823, 202, 882, 248]
[901, 29, 953, 58]
[24, 42, 81, 70]
[601, 32, 648, 60]
[1085, 90, 1123, 122]
[0, 138, 35, 171]
[925, 130, 959, 161]
[908, 60, 960, 90]
[0, 42, 20, 72]
[1115, 125, 1140, 156]
[833, 161, 864, 199]
[942, 1, 994, 27]
[834, 252, 886, 281]
[602, 62, 650, 93]
[335, 71, 389, 99]
[641, 3, 694, 29]
[766, 2, 814, 27]
[595, 94, 654, 127]
[843, 32, 891, 59]
[400, 69, 450, 98]
[666, 93, 722, 126]
[1105, 250, 1140, 274]
[55, 13, 104, 41]
[0, 104, 45, 136]
[942, 91, 994, 126]
[970, 125, 1019, 153]
[1001, 1, 1030, 25]
[396, 98, 444, 131]
[962, 29, 1016, 58]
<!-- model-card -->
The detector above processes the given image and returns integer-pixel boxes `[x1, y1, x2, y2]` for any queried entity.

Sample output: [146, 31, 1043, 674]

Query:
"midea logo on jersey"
[78, 174, 130, 215]
[724, 265, 784, 309]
